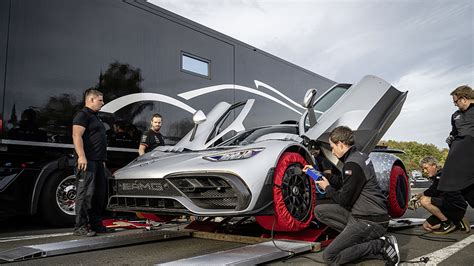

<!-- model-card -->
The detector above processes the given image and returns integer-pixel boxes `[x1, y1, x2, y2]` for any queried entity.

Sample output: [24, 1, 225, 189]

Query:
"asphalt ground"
[0, 188, 473, 265]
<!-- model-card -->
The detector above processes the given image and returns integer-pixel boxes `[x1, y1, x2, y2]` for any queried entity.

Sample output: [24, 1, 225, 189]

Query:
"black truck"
[0, 0, 334, 225]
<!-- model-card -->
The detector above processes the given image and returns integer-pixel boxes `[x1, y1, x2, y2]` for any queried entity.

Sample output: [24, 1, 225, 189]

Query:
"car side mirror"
[193, 110, 206, 124]
[302, 88, 318, 127]
[302, 88, 318, 108]
[190, 110, 206, 141]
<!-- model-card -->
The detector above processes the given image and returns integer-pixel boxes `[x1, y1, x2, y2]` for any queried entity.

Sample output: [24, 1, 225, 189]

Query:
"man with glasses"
[440, 85, 474, 209]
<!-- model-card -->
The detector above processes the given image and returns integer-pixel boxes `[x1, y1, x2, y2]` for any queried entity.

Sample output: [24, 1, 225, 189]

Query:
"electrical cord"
[284, 255, 326, 264]
[393, 231, 457, 243]
[287, 255, 430, 264]
[400, 257, 430, 264]
[284, 250, 431, 264]
[269, 222, 438, 264]
[391, 230, 457, 264]
[270, 216, 296, 258]
[269, 216, 329, 263]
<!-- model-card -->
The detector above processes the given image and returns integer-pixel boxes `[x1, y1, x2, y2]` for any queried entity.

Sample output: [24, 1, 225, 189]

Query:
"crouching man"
[314, 126, 400, 265]
[415, 156, 469, 234]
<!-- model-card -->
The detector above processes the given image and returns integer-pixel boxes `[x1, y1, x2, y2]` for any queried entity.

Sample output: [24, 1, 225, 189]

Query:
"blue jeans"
[315, 204, 387, 265]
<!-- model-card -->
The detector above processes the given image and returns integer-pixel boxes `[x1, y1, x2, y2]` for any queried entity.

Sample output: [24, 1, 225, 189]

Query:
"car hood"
[113, 137, 305, 180]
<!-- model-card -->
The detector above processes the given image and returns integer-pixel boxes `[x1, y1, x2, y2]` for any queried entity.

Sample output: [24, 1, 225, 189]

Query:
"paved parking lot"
[0, 191, 472, 265]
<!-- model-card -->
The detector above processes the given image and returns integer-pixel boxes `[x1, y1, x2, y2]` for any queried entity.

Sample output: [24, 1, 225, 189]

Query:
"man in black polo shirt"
[72, 89, 112, 237]
[314, 126, 400, 265]
[138, 113, 165, 156]
[440, 85, 474, 208]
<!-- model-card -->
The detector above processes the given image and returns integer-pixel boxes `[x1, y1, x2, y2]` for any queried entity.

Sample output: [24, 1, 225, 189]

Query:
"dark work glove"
[446, 135, 455, 146]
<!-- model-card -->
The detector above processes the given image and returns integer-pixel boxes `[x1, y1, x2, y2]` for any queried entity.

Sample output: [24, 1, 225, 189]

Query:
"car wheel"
[256, 152, 315, 231]
[387, 165, 409, 218]
[40, 170, 76, 226]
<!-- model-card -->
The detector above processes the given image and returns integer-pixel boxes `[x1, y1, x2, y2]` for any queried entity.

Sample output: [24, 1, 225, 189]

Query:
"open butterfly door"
[300, 75, 407, 166]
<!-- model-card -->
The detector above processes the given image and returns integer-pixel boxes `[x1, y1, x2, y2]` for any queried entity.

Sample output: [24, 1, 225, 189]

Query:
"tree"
[380, 140, 449, 175]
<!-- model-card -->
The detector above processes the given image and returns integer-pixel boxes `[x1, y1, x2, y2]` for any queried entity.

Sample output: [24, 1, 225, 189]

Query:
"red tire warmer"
[387, 165, 409, 218]
[136, 212, 176, 222]
[255, 152, 316, 232]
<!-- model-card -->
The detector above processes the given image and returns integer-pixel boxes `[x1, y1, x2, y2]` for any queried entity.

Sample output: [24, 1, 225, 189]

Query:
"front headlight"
[203, 148, 265, 162]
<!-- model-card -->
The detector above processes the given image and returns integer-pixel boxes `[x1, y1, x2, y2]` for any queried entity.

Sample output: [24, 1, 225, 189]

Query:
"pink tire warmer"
[387, 165, 409, 218]
[256, 152, 316, 232]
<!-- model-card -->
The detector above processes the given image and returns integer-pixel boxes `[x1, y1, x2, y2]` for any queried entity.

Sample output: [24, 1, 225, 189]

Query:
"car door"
[300, 75, 407, 163]
[174, 99, 255, 150]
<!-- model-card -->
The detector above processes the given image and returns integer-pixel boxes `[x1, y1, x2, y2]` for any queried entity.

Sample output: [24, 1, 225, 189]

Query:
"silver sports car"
[107, 75, 409, 232]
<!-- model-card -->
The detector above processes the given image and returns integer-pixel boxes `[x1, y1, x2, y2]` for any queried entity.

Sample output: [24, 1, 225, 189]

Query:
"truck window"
[181, 52, 210, 78]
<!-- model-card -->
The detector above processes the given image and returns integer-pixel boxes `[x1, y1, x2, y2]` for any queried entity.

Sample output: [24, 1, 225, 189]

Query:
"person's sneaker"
[456, 217, 471, 233]
[432, 220, 456, 235]
[73, 225, 96, 237]
[380, 235, 400, 266]
[91, 224, 115, 233]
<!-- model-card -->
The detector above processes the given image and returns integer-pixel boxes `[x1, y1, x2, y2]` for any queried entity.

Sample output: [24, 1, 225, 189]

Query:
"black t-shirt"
[73, 107, 107, 161]
[140, 129, 165, 153]
[450, 103, 474, 138]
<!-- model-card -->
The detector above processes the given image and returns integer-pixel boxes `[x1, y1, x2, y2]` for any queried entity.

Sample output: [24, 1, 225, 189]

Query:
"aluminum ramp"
[158, 240, 319, 265]
[0, 229, 190, 263]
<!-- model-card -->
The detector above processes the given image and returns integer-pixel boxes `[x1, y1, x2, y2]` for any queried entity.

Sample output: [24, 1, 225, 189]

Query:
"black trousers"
[314, 204, 387, 265]
[461, 184, 474, 208]
[75, 161, 107, 228]
[439, 136, 474, 192]
[430, 191, 467, 222]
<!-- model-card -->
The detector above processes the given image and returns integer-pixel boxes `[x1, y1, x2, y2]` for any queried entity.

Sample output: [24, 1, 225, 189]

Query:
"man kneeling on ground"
[413, 156, 469, 234]
[311, 126, 400, 266]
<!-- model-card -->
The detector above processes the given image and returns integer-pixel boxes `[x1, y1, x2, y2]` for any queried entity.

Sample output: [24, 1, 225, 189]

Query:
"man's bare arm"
[138, 144, 147, 156]
[72, 125, 87, 171]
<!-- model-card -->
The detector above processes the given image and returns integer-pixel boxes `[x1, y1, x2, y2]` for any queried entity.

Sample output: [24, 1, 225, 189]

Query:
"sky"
[149, 0, 473, 148]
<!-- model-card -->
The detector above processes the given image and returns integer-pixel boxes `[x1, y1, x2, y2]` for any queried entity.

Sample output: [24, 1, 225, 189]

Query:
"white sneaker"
[380, 235, 400, 266]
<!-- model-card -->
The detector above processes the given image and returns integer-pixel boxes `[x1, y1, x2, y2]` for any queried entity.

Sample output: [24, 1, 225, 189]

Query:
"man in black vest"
[72, 89, 113, 237]
[314, 126, 399, 265]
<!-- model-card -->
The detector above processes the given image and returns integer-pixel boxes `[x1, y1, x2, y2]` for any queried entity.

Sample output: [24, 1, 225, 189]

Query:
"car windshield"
[218, 126, 298, 146]
[303, 85, 349, 131]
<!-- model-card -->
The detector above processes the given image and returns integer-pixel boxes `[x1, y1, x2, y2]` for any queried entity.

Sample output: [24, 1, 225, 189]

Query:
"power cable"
[270, 216, 296, 257]
[393, 231, 457, 243]
[400, 257, 431, 264]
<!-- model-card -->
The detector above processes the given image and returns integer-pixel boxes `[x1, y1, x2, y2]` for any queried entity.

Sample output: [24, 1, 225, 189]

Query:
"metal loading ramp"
[0, 229, 190, 263]
[158, 240, 319, 266]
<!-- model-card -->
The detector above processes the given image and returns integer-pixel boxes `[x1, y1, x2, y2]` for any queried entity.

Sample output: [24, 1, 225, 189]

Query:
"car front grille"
[167, 174, 250, 210]
[108, 173, 251, 212]
[107, 196, 185, 212]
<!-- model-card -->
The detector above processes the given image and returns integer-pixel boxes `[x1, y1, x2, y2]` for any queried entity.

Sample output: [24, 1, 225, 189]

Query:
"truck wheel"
[40, 170, 76, 226]
[387, 165, 409, 218]
[256, 152, 315, 231]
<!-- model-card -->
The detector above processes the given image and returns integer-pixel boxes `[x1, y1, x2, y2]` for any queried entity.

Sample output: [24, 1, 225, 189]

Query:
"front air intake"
[167, 174, 251, 210]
